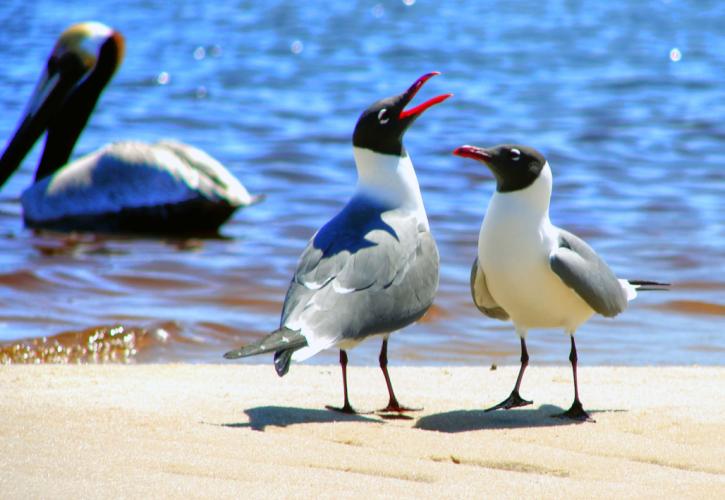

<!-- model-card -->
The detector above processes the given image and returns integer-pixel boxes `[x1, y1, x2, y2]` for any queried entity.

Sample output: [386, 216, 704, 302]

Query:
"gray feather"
[223, 327, 307, 359]
[469, 257, 509, 321]
[549, 229, 627, 317]
[280, 195, 439, 348]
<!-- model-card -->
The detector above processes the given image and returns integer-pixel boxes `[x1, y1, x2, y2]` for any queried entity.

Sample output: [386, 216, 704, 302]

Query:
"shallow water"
[0, 1, 723, 366]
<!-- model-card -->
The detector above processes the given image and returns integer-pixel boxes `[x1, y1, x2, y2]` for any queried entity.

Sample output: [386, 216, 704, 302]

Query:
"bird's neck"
[36, 36, 120, 182]
[489, 162, 553, 224]
[353, 146, 429, 226]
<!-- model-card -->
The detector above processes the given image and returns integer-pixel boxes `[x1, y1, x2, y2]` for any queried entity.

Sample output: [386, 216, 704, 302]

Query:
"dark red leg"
[377, 339, 421, 414]
[485, 337, 533, 412]
[325, 350, 356, 414]
[555, 336, 595, 422]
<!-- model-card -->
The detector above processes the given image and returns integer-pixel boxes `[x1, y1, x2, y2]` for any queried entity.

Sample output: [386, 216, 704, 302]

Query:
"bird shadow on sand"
[415, 405, 626, 432]
[211, 406, 382, 432]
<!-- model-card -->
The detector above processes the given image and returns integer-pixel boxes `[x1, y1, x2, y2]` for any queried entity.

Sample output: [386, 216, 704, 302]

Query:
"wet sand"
[1, 365, 723, 498]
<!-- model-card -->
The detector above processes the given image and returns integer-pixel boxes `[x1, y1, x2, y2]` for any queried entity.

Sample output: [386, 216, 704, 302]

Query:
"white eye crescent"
[511, 148, 521, 161]
[377, 108, 390, 124]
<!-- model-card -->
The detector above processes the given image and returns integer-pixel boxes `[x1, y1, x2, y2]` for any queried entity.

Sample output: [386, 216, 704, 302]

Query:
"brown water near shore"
[0, 225, 721, 366]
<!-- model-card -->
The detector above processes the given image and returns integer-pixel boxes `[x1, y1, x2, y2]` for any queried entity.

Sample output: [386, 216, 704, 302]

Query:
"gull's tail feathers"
[223, 327, 307, 377]
[628, 279, 671, 291]
[620, 279, 671, 302]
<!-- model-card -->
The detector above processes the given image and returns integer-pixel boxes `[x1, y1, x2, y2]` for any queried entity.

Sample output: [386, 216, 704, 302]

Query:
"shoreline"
[2, 365, 723, 498]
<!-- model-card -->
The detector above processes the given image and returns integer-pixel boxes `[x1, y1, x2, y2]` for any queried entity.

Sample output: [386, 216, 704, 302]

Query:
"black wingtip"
[628, 279, 671, 291]
[274, 349, 294, 377]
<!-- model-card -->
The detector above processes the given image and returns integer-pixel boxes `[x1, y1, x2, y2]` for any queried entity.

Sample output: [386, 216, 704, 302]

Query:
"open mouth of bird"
[399, 72, 452, 120]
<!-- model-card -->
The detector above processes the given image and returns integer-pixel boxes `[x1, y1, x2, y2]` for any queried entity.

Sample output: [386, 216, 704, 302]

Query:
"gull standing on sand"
[454, 144, 668, 421]
[225, 73, 452, 415]
[0, 22, 259, 234]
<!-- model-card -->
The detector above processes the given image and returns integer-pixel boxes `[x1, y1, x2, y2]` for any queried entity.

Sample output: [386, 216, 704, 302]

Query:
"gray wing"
[281, 197, 439, 350]
[469, 257, 509, 321]
[549, 229, 627, 317]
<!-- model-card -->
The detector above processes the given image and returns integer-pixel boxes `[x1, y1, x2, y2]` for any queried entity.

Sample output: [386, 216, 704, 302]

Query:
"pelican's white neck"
[353, 146, 429, 227]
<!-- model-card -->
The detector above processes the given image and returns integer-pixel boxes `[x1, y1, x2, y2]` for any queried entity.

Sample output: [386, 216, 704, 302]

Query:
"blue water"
[0, 0, 723, 366]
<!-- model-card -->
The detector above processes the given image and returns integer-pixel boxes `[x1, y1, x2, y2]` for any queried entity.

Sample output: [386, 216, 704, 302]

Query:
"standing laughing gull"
[453, 143, 668, 422]
[225, 73, 452, 415]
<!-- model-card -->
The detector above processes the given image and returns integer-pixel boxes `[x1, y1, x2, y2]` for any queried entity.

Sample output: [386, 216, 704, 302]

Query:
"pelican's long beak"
[0, 66, 82, 188]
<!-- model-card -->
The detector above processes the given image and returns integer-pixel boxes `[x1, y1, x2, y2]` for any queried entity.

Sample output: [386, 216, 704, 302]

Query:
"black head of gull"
[454, 144, 546, 193]
[353, 72, 452, 157]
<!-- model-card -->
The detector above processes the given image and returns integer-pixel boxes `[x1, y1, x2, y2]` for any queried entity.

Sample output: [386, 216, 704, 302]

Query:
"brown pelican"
[0, 22, 259, 234]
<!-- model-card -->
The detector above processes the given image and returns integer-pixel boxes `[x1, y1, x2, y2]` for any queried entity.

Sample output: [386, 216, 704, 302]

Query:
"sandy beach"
[1, 364, 723, 498]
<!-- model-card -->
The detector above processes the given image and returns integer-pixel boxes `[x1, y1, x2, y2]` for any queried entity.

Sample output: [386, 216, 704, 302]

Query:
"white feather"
[619, 279, 638, 301]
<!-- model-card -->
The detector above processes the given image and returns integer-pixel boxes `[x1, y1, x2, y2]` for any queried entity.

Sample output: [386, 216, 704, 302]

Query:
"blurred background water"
[0, 0, 722, 366]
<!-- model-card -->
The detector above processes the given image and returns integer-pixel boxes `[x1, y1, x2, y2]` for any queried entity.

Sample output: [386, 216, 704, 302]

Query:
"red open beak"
[453, 145, 492, 163]
[399, 72, 453, 120]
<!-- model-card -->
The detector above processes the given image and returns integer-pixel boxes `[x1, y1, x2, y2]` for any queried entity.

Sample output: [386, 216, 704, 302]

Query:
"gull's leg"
[377, 338, 421, 414]
[325, 350, 357, 414]
[485, 335, 533, 412]
[554, 334, 595, 422]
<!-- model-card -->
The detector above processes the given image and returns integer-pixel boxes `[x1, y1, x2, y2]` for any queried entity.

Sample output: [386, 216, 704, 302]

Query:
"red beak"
[399, 72, 453, 120]
[453, 145, 492, 162]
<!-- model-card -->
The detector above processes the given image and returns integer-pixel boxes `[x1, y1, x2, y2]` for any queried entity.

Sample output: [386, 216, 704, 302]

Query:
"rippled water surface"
[0, 1, 723, 366]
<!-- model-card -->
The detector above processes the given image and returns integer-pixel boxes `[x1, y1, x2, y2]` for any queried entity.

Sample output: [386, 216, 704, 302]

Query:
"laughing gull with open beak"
[454, 143, 669, 421]
[225, 73, 451, 415]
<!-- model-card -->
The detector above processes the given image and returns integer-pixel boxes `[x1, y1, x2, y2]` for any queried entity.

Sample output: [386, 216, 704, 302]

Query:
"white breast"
[477, 164, 594, 332]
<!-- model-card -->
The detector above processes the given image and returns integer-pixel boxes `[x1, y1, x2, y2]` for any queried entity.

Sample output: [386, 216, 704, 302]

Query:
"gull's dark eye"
[377, 108, 389, 124]
[510, 148, 521, 161]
